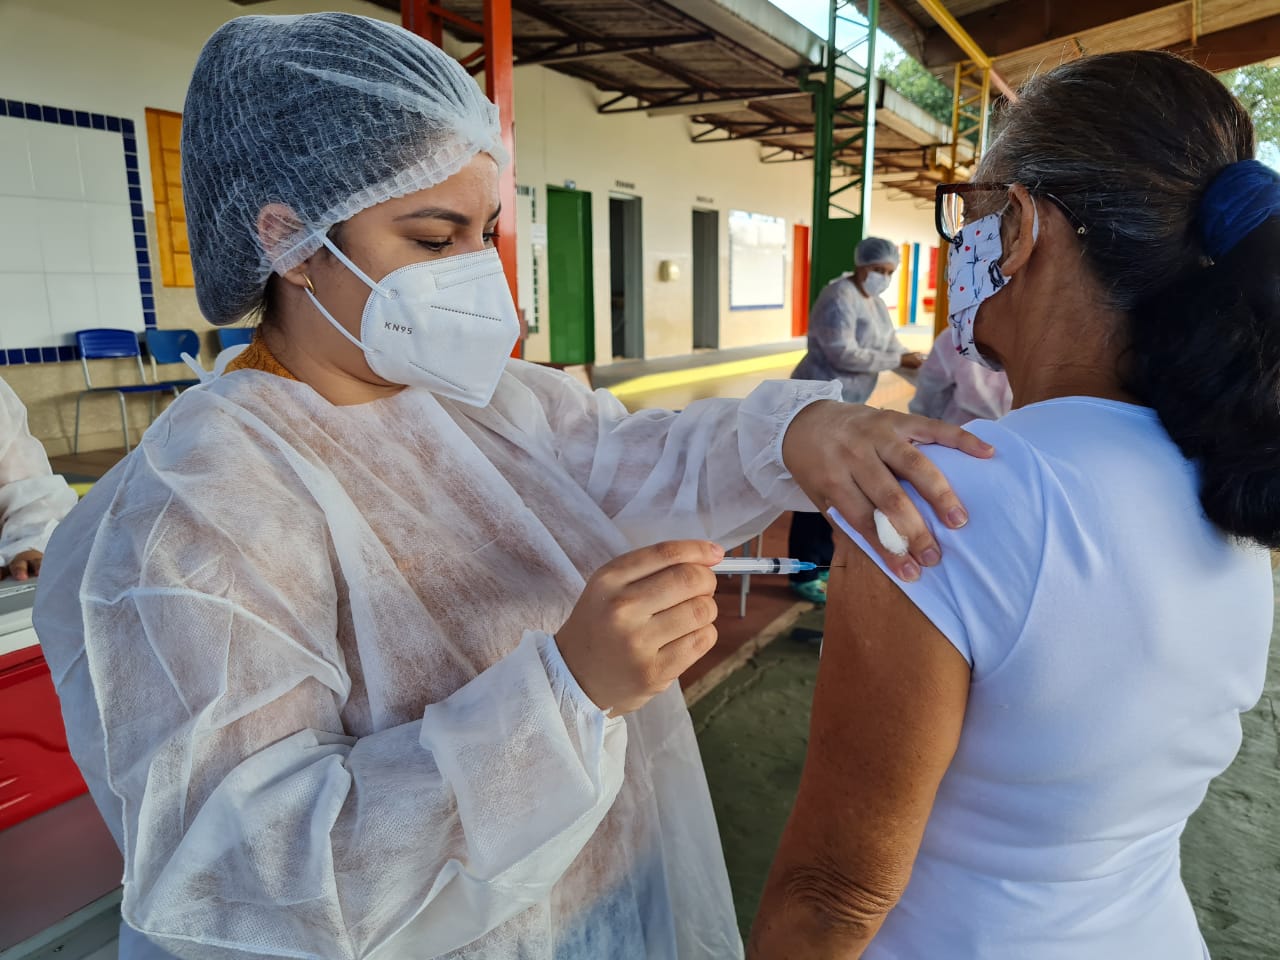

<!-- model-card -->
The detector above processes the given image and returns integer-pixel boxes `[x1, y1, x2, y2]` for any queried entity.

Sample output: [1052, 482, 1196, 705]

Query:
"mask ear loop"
[301, 270, 375, 354]
[318, 236, 397, 300]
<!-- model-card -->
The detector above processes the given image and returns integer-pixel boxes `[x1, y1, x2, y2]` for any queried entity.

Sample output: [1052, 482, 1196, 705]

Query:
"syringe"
[711, 558, 818, 575]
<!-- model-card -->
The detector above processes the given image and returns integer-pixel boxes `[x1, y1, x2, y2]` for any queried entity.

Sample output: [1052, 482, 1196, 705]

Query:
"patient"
[750, 51, 1277, 960]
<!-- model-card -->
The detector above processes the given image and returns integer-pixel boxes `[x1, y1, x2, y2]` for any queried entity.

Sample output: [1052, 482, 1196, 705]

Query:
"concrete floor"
[692, 585, 1280, 956]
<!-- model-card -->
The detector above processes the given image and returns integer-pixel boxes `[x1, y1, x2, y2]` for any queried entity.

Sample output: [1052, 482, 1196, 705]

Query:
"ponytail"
[1128, 216, 1280, 547]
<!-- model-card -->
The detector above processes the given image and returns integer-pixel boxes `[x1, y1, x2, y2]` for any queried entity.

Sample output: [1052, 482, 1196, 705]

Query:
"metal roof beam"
[911, 0, 1016, 100]
[516, 34, 713, 67]
[918, 0, 1171, 69]
[597, 88, 797, 114]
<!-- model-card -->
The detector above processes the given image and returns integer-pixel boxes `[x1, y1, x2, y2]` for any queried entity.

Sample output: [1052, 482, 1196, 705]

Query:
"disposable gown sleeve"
[0, 377, 76, 565]
[811, 293, 904, 377]
[43, 493, 626, 960]
[508, 362, 840, 548]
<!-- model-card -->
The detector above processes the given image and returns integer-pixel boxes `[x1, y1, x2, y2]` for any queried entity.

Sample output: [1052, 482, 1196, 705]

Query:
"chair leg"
[73, 394, 84, 455]
[119, 393, 131, 453]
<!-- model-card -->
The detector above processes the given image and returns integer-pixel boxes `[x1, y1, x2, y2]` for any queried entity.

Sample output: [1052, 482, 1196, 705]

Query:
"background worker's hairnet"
[181, 13, 507, 326]
[855, 236, 901, 267]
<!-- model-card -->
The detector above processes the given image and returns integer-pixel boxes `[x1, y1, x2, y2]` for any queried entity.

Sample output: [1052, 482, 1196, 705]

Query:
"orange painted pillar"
[402, 0, 444, 46]
[897, 243, 911, 326]
[483, 0, 522, 358]
[402, 1, 522, 358]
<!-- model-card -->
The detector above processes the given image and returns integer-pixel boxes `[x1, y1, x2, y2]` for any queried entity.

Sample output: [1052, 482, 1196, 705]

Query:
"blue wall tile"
[7, 350, 25, 366]
[0, 101, 7, 117]
[24, 103, 40, 120]
[90, 113, 106, 130]
[41, 105, 57, 123]
[74, 110, 90, 127]
[57, 346, 75, 363]
[24, 348, 40, 364]
[40, 347, 57, 364]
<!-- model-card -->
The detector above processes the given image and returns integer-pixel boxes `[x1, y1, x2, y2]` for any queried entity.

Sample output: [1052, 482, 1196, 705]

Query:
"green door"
[546, 187, 595, 365]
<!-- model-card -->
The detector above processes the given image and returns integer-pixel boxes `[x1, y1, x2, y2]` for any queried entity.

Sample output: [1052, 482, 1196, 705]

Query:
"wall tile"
[0, 118, 35, 198]
[94, 274, 143, 330]
[78, 128, 129, 204]
[26, 122, 84, 201]
[45, 273, 98, 341]
[86, 202, 137, 275]
[0, 273, 51, 351]
[0, 196, 45, 273]
[38, 199, 94, 274]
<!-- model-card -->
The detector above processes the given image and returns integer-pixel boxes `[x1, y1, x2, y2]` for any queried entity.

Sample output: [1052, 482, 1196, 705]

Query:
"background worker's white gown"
[0, 375, 76, 564]
[35, 359, 837, 960]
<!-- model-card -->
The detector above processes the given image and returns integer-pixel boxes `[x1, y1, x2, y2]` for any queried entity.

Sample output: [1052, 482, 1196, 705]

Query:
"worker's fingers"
[8, 558, 30, 581]
[837, 439, 937, 577]
[877, 433, 969, 535]
[654, 624, 719, 681]
[647, 592, 719, 647]
[596, 540, 724, 590]
[895, 412, 995, 463]
[624, 562, 719, 620]
[825, 484, 922, 583]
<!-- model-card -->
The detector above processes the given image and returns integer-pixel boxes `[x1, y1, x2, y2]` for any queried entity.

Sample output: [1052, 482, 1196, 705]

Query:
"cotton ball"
[873, 509, 910, 557]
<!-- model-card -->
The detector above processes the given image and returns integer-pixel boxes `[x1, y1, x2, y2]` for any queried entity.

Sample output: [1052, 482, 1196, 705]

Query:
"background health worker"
[0, 375, 76, 579]
[33, 14, 990, 960]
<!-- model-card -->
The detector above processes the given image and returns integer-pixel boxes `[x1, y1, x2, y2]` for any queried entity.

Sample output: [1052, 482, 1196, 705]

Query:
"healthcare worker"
[909, 326, 1012, 425]
[787, 238, 925, 603]
[33, 14, 988, 960]
[0, 375, 76, 579]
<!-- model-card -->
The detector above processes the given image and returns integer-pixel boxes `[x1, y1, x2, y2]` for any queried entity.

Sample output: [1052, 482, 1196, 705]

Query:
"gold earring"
[302, 275, 315, 294]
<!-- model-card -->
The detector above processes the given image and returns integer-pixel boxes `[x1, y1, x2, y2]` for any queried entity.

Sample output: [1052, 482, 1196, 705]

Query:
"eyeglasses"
[935, 182, 1089, 244]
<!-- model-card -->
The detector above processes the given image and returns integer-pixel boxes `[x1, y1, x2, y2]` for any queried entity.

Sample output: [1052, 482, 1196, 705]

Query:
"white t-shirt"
[836, 397, 1273, 960]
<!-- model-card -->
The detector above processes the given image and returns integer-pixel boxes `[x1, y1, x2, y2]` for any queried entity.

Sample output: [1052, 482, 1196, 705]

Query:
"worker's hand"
[781, 401, 994, 581]
[2, 550, 42, 581]
[899, 351, 926, 370]
[557, 540, 723, 717]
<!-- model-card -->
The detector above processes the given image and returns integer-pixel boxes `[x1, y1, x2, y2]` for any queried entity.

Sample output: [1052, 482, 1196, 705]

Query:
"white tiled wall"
[0, 114, 142, 353]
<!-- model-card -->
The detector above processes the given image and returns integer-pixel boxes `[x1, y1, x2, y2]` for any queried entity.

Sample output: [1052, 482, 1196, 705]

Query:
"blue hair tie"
[1200, 159, 1280, 259]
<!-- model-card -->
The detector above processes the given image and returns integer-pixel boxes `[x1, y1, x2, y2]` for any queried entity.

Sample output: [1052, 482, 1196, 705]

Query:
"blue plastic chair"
[217, 327, 256, 350]
[74, 329, 186, 454]
[144, 329, 202, 391]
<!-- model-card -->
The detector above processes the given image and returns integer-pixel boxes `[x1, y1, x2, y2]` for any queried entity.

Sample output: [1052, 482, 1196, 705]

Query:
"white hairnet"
[855, 236, 901, 267]
[181, 13, 508, 326]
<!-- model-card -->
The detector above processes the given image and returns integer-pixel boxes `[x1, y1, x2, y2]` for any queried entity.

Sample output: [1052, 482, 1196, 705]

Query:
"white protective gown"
[0, 375, 76, 564]
[34, 359, 838, 960]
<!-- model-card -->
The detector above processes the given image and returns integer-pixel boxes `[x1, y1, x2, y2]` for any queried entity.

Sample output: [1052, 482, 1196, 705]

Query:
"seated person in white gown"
[0, 375, 75, 580]
[751, 51, 1277, 960]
